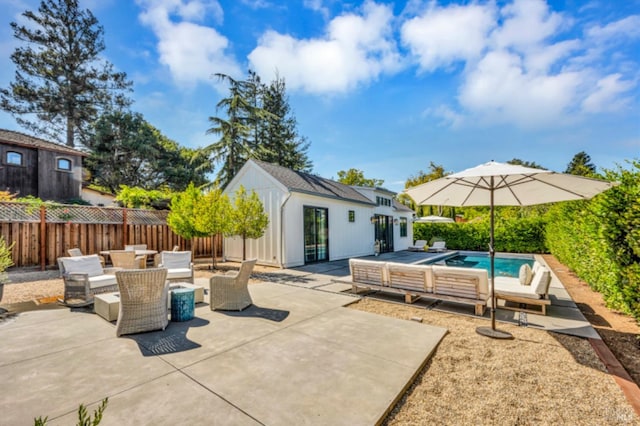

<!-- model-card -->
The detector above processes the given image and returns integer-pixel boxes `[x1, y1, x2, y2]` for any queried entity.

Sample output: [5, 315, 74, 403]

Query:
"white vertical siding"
[283, 193, 374, 267]
[223, 164, 286, 266]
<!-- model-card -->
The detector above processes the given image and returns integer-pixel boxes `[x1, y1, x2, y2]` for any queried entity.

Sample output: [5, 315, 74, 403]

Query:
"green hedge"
[413, 214, 548, 254]
[545, 161, 640, 321]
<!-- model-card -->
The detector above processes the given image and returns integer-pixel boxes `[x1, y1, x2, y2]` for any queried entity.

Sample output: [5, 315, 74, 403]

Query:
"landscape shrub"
[545, 160, 640, 321]
[413, 214, 547, 254]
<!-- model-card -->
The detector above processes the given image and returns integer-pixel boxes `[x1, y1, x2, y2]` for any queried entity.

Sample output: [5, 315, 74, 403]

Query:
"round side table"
[171, 288, 195, 322]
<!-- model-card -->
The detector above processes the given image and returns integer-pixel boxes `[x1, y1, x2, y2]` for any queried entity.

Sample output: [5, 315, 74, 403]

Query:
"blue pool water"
[425, 253, 533, 278]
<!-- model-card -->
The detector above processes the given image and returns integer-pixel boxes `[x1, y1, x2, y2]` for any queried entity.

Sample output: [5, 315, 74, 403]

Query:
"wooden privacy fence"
[0, 202, 222, 269]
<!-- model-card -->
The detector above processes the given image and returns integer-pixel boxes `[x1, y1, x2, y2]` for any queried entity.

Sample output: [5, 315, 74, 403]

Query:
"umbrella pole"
[476, 180, 513, 339]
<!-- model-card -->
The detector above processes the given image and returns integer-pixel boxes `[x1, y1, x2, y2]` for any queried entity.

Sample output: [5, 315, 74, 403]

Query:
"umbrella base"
[476, 326, 513, 340]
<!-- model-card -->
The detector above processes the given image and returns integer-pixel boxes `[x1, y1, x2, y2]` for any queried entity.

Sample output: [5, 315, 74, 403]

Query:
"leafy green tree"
[115, 185, 171, 209]
[336, 168, 384, 187]
[403, 162, 451, 217]
[87, 111, 211, 192]
[230, 186, 269, 260]
[167, 183, 208, 248]
[507, 158, 546, 169]
[0, 0, 132, 147]
[194, 184, 232, 268]
[565, 151, 597, 177]
[206, 74, 258, 187]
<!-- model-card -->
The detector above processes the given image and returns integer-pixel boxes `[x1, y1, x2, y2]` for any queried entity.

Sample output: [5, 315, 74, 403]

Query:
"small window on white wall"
[348, 210, 355, 222]
[57, 158, 72, 171]
[6, 151, 22, 165]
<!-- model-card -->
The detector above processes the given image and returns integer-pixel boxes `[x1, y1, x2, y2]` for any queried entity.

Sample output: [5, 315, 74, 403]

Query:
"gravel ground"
[2, 264, 639, 425]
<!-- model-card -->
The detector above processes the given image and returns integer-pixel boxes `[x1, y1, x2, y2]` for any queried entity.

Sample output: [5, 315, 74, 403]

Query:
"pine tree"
[206, 74, 257, 187]
[0, 0, 132, 147]
[259, 74, 313, 172]
[565, 151, 597, 177]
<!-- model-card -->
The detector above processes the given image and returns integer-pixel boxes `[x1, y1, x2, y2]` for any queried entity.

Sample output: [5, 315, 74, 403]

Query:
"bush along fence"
[0, 202, 222, 269]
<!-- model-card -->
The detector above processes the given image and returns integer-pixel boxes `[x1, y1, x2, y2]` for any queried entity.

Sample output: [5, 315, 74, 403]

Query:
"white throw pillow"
[519, 264, 533, 286]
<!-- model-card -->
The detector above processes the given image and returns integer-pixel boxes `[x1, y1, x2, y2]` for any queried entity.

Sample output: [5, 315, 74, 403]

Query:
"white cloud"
[491, 0, 568, 51]
[586, 15, 640, 42]
[248, 1, 402, 94]
[425, 105, 464, 128]
[581, 74, 635, 113]
[459, 50, 583, 128]
[401, 2, 496, 71]
[137, 0, 240, 88]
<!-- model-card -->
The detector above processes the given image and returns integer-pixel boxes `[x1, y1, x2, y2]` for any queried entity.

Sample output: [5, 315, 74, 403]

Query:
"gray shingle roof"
[0, 129, 87, 156]
[393, 199, 414, 213]
[252, 160, 375, 205]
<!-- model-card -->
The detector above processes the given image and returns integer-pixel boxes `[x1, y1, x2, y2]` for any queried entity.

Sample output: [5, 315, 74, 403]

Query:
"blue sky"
[1, 0, 639, 192]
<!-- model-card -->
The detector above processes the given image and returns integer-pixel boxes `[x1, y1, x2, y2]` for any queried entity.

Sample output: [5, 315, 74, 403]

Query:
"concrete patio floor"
[0, 281, 447, 425]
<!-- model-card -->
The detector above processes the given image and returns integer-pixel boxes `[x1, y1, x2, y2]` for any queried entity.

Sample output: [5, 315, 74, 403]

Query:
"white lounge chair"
[427, 241, 447, 252]
[494, 262, 552, 315]
[408, 240, 427, 251]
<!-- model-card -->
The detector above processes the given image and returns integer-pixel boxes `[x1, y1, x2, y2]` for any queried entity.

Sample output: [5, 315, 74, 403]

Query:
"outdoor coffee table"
[93, 283, 204, 322]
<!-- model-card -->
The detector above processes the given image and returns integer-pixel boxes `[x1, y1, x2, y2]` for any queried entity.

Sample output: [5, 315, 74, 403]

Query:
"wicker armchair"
[58, 255, 120, 306]
[110, 250, 146, 269]
[210, 259, 257, 311]
[115, 268, 169, 336]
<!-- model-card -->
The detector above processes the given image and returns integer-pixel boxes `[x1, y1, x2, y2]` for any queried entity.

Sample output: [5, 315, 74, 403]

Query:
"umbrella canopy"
[415, 215, 455, 223]
[404, 161, 616, 339]
[406, 161, 615, 207]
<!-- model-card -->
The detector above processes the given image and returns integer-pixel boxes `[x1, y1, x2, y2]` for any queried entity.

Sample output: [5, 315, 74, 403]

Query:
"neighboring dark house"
[0, 129, 87, 201]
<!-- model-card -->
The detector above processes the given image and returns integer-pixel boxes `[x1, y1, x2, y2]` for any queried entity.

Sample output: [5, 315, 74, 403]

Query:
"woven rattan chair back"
[115, 268, 169, 336]
[110, 250, 146, 269]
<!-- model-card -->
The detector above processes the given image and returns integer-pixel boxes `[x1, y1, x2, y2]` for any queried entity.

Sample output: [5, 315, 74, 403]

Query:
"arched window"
[57, 158, 72, 171]
[6, 151, 23, 165]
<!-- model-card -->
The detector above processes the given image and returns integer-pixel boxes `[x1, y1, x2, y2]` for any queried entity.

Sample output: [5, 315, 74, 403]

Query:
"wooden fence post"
[122, 208, 128, 247]
[40, 205, 46, 271]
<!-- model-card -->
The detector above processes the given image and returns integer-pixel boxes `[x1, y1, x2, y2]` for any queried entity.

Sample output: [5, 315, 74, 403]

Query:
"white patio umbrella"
[415, 215, 455, 223]
[404, 161, 616, 339]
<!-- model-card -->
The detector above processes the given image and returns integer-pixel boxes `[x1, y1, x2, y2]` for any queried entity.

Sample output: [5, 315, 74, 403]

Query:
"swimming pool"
[421, 252, 534, 278]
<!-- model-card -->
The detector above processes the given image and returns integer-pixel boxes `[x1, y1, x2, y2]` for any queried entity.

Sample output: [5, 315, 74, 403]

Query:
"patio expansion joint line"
[175, 368, 267, 425]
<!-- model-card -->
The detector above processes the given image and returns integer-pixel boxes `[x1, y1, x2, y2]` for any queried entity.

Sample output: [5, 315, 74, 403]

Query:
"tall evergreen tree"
[565, 151, 597, 176]
[206, 74, 257, 187]
[0, 0, 132, 147]
[259, 74, 312, 172]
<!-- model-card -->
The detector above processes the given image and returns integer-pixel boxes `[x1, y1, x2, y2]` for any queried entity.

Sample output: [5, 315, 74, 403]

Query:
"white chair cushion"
[493, 277, 540, 299]
[166, 268, 193, 280]
[161, 251, 191, 269]
[519, 264, 533, 286]
[88, 274, 117, 289]
[532, 261, 542, 276]
[61, 255, 103, 277]
[531, 268, 551, 295]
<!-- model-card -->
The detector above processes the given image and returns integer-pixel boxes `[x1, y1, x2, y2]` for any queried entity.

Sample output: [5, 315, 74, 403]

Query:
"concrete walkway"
[0, 281, 446, 425]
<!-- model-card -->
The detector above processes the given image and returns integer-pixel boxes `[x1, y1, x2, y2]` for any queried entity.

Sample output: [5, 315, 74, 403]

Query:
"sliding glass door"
[304, 206, 329, 263]
[374, 214, 394, 253]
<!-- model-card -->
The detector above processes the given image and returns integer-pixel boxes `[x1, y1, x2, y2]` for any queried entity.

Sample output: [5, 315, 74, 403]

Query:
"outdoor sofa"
[347, 258, 489, 315]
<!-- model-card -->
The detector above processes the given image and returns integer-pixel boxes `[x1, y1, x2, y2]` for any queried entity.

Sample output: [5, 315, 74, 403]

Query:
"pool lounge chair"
[494, 263, 552, 315]
[408, 240, 427, 251]
[427, 241, 447, 252]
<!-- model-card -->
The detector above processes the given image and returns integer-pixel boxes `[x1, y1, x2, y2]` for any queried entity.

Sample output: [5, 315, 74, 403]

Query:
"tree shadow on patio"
[216, 304, 290, 322]
[125, 317, 210, 356]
